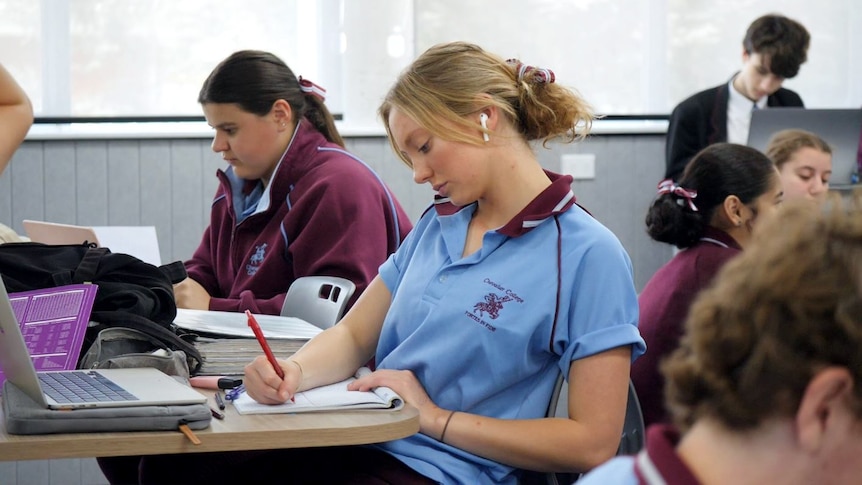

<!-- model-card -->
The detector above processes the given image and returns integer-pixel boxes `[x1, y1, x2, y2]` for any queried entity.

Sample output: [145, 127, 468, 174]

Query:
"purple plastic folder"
[0, 284, 98, 390]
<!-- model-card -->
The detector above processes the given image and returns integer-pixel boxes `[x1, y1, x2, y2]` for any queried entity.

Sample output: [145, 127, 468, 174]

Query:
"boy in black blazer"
[665, 14, 810, 181]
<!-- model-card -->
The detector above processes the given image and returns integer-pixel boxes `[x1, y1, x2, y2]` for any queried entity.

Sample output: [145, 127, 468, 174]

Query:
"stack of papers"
[193, 337, 306, 376]
[174, 309, 322, 339]
[175, 309, 322, 376]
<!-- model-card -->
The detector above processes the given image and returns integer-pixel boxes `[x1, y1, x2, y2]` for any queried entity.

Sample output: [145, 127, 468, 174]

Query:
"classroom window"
[1, 0, 860, 121]
[0, 0, 310, 117]
[415, 0, 861, 114]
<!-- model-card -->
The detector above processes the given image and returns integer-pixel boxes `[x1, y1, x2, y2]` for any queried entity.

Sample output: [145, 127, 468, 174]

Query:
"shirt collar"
[223, 121, 297, 211]
[728, 75, 765, 110]
[634, 424, 701, 485]
[433, 170, 577, 237]
[699, 226, 742, 251]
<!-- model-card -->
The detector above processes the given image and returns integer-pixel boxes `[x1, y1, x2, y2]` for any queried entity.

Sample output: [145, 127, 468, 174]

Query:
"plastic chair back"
[280, 276, 356, 330]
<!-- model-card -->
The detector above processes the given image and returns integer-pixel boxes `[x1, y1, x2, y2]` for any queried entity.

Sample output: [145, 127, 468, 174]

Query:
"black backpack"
[0, 242, 202, 373]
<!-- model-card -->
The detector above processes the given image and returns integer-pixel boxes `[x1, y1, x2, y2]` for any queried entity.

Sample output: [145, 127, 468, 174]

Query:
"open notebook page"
[233, 367, 404, 415]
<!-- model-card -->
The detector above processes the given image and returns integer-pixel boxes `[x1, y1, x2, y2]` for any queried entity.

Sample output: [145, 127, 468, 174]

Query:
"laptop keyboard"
[39, 371, 139, 404]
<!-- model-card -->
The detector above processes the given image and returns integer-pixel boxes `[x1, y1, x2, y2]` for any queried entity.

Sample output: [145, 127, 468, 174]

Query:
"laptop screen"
[0, 284, 98, 392]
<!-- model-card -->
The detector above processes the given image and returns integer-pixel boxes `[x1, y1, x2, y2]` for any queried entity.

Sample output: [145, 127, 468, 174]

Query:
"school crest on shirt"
[246, 243, 267, 276]
[465, 278, 524, 332]
[473, 293, 512, 319]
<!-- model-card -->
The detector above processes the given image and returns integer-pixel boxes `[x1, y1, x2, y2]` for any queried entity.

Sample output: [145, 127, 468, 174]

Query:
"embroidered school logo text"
[246, 243, 267, 276]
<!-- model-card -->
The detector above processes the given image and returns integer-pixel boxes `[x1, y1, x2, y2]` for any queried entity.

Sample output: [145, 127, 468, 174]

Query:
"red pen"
[246, 310, 295, 403]
[246, 310, 285, 379]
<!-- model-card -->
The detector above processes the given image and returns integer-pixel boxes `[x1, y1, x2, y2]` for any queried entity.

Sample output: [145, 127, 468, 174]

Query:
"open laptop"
[747, 108, 862, 186]
[22, 220, 162, 266]
[0, 281, 205, 410]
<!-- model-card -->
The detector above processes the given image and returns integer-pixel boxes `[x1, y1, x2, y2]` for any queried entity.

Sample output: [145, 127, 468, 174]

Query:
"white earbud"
[479, 113, 490, 142]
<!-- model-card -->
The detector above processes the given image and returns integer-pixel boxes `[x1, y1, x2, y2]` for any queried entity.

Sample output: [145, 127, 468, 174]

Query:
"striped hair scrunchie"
[657, 178, 698, 211]
[506, 58, 555, 84]
[298, 76, 326, 101]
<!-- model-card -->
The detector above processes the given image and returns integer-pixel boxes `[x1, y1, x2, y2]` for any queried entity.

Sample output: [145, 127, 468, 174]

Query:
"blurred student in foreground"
[0, 63, 33, 172]
[580, 191, 862, 484]
[0, 63, 33, 243]
[766, 128, 832, 201]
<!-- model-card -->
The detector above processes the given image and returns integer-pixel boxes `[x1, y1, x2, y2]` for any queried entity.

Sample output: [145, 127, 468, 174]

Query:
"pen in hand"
[246, 310, 295, 402]
[246, 310, 284, 379]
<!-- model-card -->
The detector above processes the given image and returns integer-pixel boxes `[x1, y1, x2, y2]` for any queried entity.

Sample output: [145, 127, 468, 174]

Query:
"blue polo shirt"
[373, 172, 644, 484]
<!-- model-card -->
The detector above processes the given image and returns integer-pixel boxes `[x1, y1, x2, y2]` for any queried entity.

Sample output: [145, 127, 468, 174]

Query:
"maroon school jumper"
[185, 119, 412, 315]
[631, 227, 741, 427]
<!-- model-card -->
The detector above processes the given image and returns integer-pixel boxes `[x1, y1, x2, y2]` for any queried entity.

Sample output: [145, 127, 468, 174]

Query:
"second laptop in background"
[22, 220, 162, 266]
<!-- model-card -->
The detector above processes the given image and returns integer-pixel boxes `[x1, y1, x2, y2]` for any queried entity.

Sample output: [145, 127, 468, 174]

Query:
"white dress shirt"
[726, 77, 767, 145]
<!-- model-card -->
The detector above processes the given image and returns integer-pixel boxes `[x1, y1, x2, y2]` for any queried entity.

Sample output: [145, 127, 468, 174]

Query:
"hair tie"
[298, 76, 326, 101]
[506, 58, 555, 84]
[657, 179, 698, 211]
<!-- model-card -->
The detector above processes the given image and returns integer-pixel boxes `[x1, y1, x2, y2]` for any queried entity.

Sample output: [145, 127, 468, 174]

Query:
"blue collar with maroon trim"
[433, 170, 577, 237]
[634, 424, 700, 485]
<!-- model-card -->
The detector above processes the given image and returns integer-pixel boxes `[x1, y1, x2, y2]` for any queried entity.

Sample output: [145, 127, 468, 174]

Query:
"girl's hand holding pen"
[243, 354, 302, 404]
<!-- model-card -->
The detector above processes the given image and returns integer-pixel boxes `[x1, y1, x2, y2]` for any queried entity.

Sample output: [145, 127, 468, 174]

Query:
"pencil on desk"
[178, 423, 202, 445]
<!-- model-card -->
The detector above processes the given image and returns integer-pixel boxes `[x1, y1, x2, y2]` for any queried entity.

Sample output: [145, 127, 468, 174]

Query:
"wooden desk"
[0, 392, 419, 461]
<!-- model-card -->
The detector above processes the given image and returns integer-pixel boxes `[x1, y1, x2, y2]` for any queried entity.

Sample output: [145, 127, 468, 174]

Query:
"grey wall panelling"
[3, 134, 672, 286]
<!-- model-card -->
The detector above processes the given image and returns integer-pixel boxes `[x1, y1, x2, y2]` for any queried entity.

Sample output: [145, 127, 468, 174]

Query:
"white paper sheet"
[92, 226, 162, 266]
[173, 309, 322, 339]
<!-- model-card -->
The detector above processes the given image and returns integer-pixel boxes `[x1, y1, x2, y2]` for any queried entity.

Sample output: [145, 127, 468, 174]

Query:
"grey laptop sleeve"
[2, 380, 211, 435]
